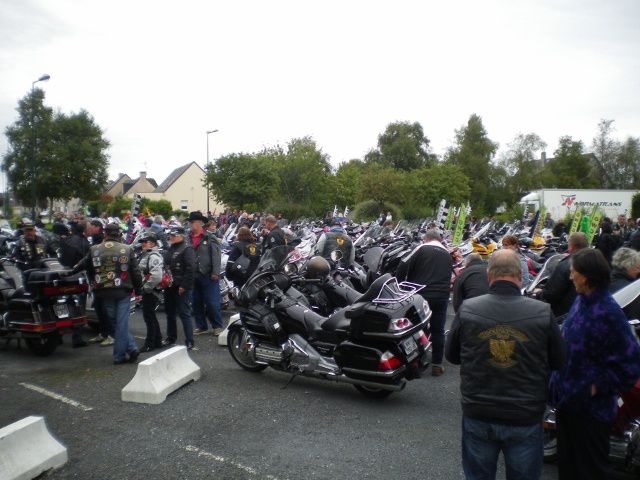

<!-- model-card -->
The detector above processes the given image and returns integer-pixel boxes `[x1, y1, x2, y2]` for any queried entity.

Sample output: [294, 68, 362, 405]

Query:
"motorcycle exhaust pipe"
[329, 374, 406, 392]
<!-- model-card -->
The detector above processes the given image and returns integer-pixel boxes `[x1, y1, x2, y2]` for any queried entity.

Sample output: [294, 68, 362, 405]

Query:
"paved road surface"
[0, 308, 632, 479]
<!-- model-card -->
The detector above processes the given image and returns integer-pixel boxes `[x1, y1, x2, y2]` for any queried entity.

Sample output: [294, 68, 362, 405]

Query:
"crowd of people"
[9, 207, 640, 479]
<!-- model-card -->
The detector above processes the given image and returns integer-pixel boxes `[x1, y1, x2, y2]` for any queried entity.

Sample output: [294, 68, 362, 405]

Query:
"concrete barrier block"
[0, 416, 67, 480]
[218, 313, 240, 346]
[121, 346, 201, 404]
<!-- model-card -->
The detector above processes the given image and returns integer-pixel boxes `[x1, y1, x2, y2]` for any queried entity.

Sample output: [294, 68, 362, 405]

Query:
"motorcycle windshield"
[250, 245, 292, 278]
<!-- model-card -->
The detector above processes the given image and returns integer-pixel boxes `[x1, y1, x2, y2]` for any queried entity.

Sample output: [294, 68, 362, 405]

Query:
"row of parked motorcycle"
[1, 216, 639, 471]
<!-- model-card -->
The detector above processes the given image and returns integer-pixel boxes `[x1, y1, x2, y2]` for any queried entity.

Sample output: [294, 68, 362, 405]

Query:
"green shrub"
[351, 200, 403, 222]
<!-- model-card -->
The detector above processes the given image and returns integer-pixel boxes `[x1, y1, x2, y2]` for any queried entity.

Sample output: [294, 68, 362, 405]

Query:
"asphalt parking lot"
[0, 307, 627, 480]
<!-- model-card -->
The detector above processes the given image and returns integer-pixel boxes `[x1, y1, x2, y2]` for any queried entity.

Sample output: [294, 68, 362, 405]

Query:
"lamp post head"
[207, 129, 219, 134]
[37, 74, 50, 82]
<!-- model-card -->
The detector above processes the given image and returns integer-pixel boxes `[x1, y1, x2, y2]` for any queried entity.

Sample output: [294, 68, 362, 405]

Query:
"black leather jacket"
[446, 281, 564, 425]
[452, 260, 489, 313]
[540, 254, 575, 317]
[165, 240, 196, 289]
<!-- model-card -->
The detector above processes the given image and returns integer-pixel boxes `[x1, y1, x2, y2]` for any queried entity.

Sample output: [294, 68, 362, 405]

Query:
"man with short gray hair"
[446, 249, 564, 480]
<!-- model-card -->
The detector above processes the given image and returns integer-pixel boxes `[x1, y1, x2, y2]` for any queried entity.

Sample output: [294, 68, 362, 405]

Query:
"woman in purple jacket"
[549, 248, 640, 479]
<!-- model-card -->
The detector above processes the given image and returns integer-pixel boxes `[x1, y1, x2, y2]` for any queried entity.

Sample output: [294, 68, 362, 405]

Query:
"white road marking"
[19, 382, 93, 412]
[183, 445, 280, 479]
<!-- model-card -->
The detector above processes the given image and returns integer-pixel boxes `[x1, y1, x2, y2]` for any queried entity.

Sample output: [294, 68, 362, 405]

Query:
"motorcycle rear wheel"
[228, 329, 267, 372]
[354, 384, 393, 399]
[543, 429, 558, 463]
[25, 335, 59, 356]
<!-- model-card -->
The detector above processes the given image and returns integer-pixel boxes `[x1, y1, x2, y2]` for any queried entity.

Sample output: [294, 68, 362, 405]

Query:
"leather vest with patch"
[90, 241, 134, 291]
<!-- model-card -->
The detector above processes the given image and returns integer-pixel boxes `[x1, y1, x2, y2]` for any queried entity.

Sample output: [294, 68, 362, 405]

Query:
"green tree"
[444, 114, 498, 214]
[3, 89, 110, 211]
[501, 133, 547, 205]
[591, 119, 621, 188]
[542, 136, 598, 188]
[404, 163, 470, 217]
[617, 137, 640, 188]
[206, 152, 279, 210]
[357, 164, 406, 206]
[50, 110, 110, 203]
[276, 137, 333, 214]
[333, 159, 364, 209]
[365, 121, 435, 171]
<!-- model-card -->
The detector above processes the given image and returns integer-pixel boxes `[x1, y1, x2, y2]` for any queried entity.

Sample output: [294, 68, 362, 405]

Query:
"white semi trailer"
[519, 189, 637, 220]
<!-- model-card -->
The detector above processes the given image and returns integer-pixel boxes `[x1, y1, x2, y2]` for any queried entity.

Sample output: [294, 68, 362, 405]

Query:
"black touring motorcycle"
[0, 257, 88, 356]
[227, 245, 432, 398]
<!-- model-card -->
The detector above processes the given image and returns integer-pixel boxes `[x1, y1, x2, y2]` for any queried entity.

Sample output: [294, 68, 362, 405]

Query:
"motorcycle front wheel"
[354, 384, 393, 399]
[25, 334, 59, 356]
[227, 329, 267, 372]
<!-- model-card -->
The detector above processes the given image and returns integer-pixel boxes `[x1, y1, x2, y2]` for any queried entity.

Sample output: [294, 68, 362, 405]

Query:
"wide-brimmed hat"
[187, 211, 207, 223]
[169, 226, 186, 236]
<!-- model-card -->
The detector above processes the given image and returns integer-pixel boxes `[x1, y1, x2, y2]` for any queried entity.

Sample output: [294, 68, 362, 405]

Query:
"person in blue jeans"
[73, 222, 143, 364]
[186, 212, 223, 336]
[446, 250, 565, 479]
[163, 226, 196, 349]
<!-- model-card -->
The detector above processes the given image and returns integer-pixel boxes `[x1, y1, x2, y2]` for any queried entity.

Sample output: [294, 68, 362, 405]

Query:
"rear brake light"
[414, 330, 429, 346]
[378, 351, 401, 371]
[389, 317, 411, 331]
[43, 284, 88, 296]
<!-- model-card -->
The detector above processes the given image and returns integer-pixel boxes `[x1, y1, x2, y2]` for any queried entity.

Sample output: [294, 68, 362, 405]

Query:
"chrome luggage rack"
[372, 278, 425, 304]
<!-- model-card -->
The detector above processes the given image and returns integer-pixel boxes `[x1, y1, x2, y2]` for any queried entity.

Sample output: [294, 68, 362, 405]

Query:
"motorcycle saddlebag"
[333, 340, 383, 371]
[240, 303, 288, 344]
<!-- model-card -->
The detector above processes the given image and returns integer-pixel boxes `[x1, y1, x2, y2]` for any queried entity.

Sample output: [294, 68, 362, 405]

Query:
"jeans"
[94, 295, 114, 337]
[142, 293, 162, 348]
[193, 274, 223, 330]
[164, 286, 194, 345]
[462, 416, 543, 480]
[425, 296, 448, 366]
[101, 296, 137, 362]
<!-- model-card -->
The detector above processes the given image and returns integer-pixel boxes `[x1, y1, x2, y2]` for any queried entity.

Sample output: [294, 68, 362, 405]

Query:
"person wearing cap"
[75, 223, 143, 364]
[163, 226, 196, 349]
[138, 232, 164, 352]
[12, 220, 56, 270]
[261, 214, 287, 251]
[187, 211, 223, 336]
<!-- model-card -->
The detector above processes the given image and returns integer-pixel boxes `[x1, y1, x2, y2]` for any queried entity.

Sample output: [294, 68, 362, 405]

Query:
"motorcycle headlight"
[330, 250, 343, 262]
[284, 263, 298, 275]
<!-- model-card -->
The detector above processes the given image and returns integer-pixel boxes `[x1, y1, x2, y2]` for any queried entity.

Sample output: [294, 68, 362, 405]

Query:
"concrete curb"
[0, 416, 67, 480]
[121, 346, 201, 404]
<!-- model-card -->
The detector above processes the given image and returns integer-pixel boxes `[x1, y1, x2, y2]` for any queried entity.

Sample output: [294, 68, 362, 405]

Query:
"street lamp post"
[205, 129, 218, 214]
[30, 74, 50, 220]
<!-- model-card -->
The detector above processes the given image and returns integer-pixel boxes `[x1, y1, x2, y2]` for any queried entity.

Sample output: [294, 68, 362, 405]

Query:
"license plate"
[53, 304, 69, 319]
[401, 337, 417, 355]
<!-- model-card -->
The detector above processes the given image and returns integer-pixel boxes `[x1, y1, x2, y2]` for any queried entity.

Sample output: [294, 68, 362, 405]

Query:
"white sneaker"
[100, 336, 114, 346]
[212, 328, 224, 336]
[88, 334, 105, 343]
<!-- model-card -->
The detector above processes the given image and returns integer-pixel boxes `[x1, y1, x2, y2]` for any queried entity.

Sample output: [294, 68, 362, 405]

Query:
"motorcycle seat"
[321, 308, 350, 332]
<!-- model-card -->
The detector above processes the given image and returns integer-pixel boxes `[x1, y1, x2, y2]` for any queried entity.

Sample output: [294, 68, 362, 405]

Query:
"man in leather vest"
[163, 226, 196, 349]
[446, 249, 564, 480]
[13, 221, 56, 270]
[261, 214, 287, 250]
[76, 223, 143, 364]
[315, 220, 355, 266]
[187, 211, 223, 336]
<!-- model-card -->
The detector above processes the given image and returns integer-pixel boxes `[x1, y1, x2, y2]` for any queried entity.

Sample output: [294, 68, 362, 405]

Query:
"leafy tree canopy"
[365, 121, 434, 171]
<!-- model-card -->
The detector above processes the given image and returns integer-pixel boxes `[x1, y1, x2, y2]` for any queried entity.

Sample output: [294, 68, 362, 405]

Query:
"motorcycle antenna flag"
[343, 206, 350, 217]
[130, 193, 143, 217]
[332, 205, 338, 218]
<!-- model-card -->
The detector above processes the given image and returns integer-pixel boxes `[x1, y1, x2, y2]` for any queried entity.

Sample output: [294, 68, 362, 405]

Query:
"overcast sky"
[1, 0, 639, 186]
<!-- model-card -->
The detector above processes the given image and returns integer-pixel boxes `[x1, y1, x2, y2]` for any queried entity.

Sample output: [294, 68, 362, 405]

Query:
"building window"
[180, 200, 188, 210]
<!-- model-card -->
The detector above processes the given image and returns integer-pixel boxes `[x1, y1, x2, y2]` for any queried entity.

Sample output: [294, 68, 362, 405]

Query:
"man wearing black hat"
[75, 223, 143, 364]
[163, 226, 196, 349]
[12, 221, 56, 270]
[187, 211, 223, 336]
